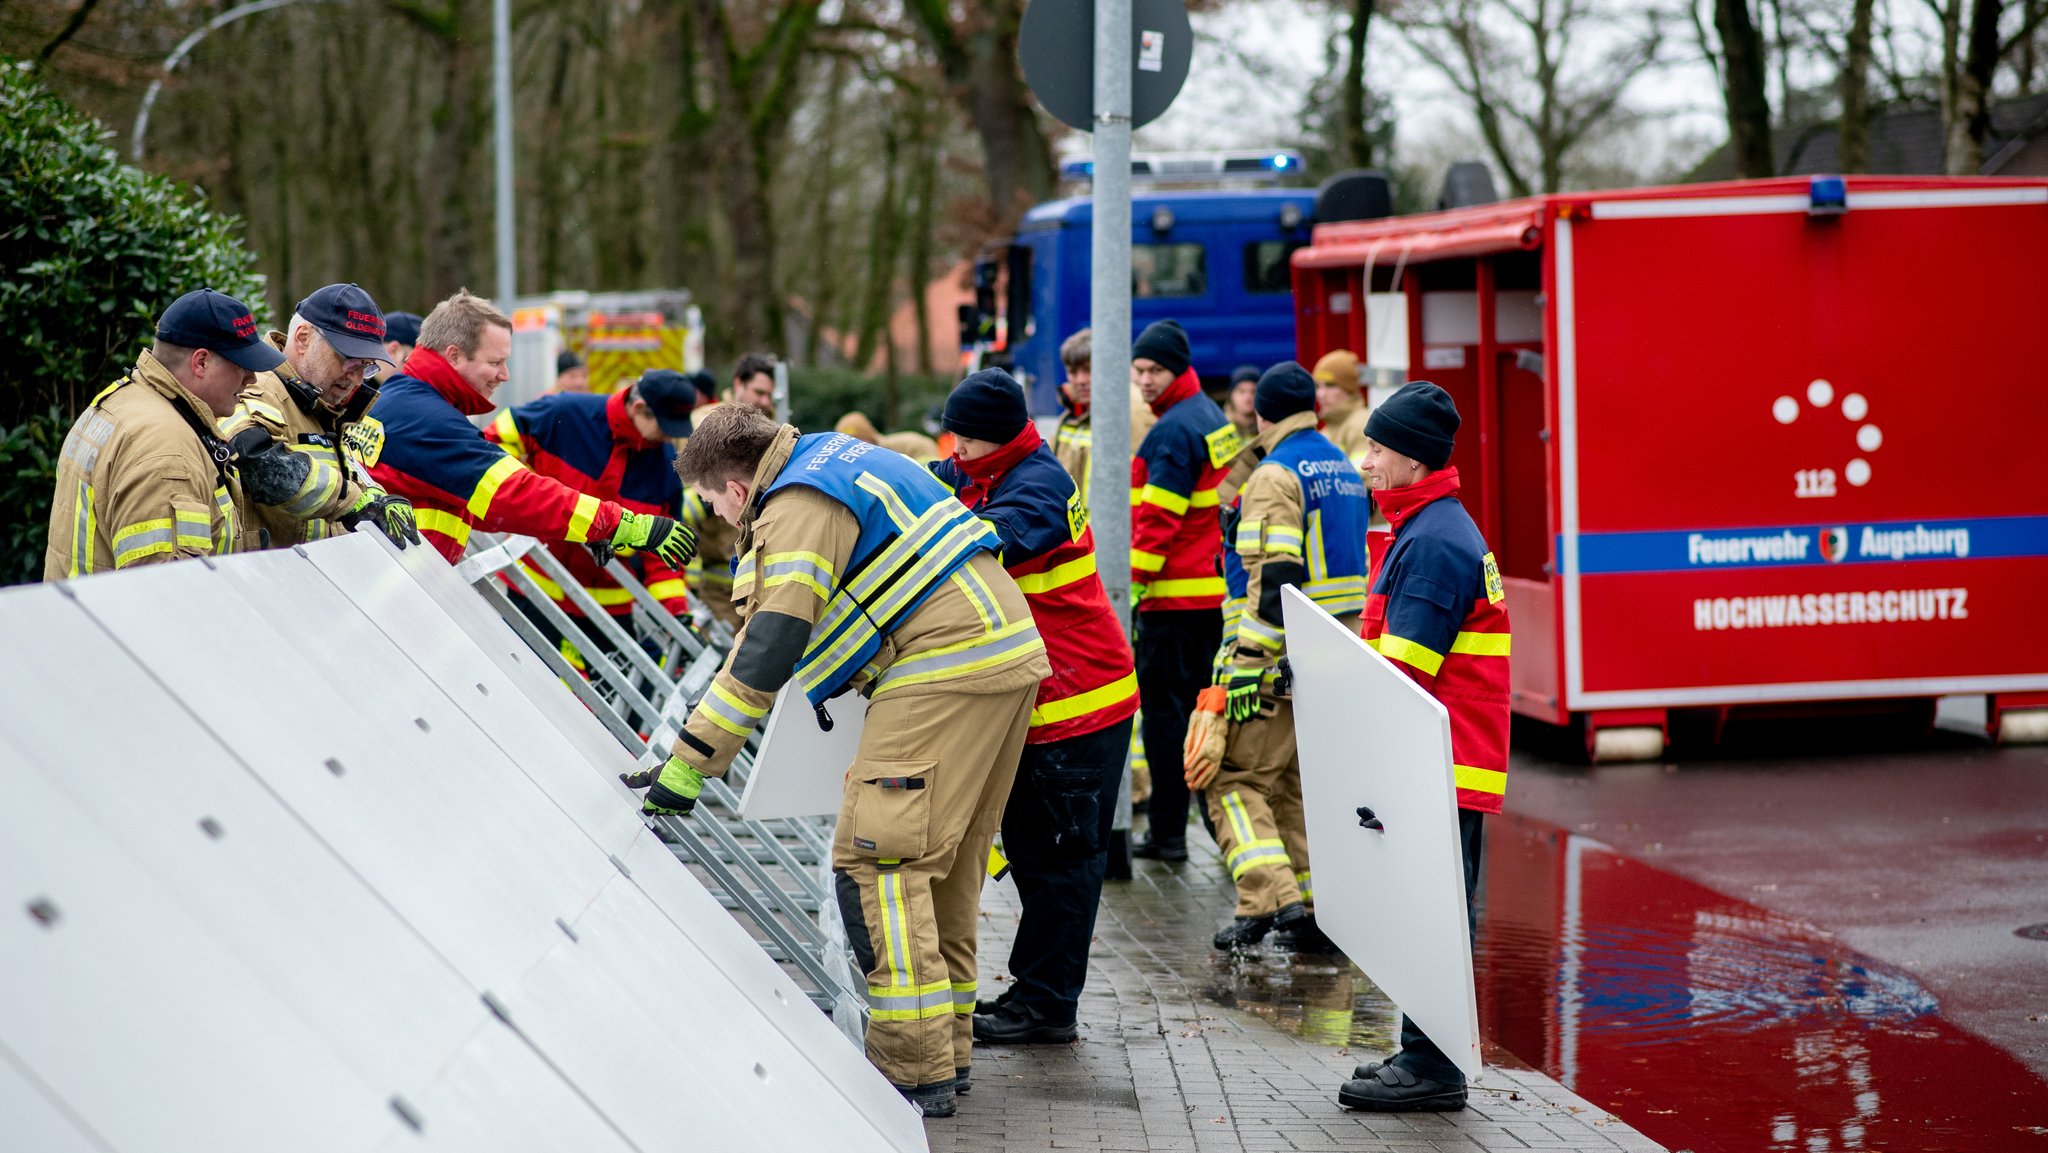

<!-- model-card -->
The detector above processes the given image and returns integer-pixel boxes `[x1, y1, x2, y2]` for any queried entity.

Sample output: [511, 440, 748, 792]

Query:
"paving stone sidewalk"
[929, 835, 1666, 1153]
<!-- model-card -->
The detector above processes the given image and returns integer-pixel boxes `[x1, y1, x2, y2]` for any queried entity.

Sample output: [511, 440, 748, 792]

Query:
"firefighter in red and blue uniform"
[349, 306, 690, 570]
[1338, 380, 1511, 1114]
[483, 369, 694, 632]
[1127, 319, 1240, 859]
[928, 371, 1139, 1045]
[1196, 363, 1369, 952]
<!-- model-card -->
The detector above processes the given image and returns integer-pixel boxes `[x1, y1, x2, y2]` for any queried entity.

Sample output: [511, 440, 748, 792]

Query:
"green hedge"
[0, 60, 265, 582]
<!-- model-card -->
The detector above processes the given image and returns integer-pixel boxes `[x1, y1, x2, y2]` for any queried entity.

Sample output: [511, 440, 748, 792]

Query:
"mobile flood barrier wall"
[0, 530, 925, 1153]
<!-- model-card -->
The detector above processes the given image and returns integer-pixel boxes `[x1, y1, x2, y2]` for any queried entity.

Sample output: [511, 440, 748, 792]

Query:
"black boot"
[1336, 1064, 1466, 1112]
[1213, 913, 1277, 950]
[972, 1002, 1079, 1044]
[954, 1067, 971, 1095]
[1273, 911, 1341, 954]
[1131, 833, 1187, 861]
[898, 1079, 958, 1117]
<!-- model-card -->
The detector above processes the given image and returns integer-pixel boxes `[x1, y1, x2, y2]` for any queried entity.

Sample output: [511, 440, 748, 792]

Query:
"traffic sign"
[1019, 0, 1192, 131]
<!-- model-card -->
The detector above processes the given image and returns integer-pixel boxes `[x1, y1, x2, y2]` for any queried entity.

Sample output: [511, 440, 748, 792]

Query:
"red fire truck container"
[1291, 176, 2048, 758]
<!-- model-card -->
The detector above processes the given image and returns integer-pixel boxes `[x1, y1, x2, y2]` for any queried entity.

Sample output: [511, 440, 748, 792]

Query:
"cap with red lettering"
[156, 289, 285, 372]
[294, 283, 392, 364]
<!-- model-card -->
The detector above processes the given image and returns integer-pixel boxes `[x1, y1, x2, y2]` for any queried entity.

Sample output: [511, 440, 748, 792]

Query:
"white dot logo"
[1774, 379, 1878, 497]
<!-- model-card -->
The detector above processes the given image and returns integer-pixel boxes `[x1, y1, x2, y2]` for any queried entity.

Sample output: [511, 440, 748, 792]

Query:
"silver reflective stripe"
[863, 986, 952, 1013]
[283, 457, 342, 517]
[761, 555, 834, 592]
[874, 621, 1043, 694]
[698, 688, 761, 735]
[112, 525, 176, 566]
[70, 480, 93, 577]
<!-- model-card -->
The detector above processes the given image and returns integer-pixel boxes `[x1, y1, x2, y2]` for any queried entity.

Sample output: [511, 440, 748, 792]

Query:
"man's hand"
[341, 490, 421, 549]
[624, 754, 705, 816]
[1225, 666, 1264, 723]
[613, 511, 696, 567]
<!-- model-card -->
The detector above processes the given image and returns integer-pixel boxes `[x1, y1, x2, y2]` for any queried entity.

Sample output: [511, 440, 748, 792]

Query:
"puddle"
[1191, 811, 2047, 1150]
[1479, 812, 2048, 1152]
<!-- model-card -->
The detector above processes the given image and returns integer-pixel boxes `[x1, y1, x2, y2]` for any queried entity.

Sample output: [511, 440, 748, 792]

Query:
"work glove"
[228, 427, 314, 507]
[340, 490, 421, 550]
[622, 754, 705, 816]
[1225, 666, 1265, 724]
[609, 511, 696, 568]
[1182, 686, 1229, 791]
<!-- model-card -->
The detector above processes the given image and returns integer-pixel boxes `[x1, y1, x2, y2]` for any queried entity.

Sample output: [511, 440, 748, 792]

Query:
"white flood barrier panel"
[1, 541, 926, 1153]
[742, 682, 868, 819]
[1282, 586, 1483, 1082]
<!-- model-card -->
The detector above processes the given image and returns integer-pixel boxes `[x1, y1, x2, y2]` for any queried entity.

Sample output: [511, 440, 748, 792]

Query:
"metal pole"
[492, 0, 516, 310]
[1088, 0, 1134, 634]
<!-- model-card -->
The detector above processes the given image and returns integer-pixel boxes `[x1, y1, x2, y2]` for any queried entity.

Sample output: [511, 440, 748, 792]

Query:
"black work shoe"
[1274, 913, 1342, 954]
[1131, 835, 1187, 861]
[974, 988, 1014, 1015]
[1213, 913, 1277, 950]
[954, 1067, 971, 1094]
[1336, 1064, 1466, 1112]
[972, 1003, 1079, 1045]
[1273, 901, 1310, 930]
[899, 1080, 958, 1117]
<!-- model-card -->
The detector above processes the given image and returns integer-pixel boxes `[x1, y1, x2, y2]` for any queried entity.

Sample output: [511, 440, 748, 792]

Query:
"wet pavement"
[1498, 716, 2048, 1151]
[938, 715, 2047, 1152]
[939, 833, 1668, 1153]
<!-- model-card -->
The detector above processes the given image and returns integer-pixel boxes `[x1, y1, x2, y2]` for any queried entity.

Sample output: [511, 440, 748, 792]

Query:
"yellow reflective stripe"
[699, 680, 768, 737]
[174, 508, 211, 547]
[1372, 633, 1445, 676]
[1189, 488, 1220, 508]
[951, 980, 978, 1014]
[950, 570, 996, 632]
[282, 453, 342, 518]
[873, 619, 1045, 695]
[491, 409, 525, 459]
[1236, 614, 1283, 651]
[1306, 509, 1327, 582]
[801, 513, 987, 691]
[1135, 484, 1190, 515]
[1030, 671, 1139, 728]
[1221, 791, 1255, 842]
[466, 455, 525, 520]
[213, 486, 235, 554]
[111, 518, 177, 566]
[70, 480, 94, 577]
[1131, 548, 1167, 573]
[646, 578, 689, 601]
[1450, 631, 1512, 657]
[414, 508, 472, 547]
[1455, 764, 1508, 795]
[1265, 525, 1304, 550]
[879, 872, 913, 988]
[1234, 519, 1264, 550]
[865, 979, 955, 1021]
[1266, 539, 1303, 558]
[1013, 551, 1097, 594]
[1145, 576, 1226, 598]
[856, 471, 919, 531]
[561, 494, 599, 544]
[518, 561, 634, 606]
[244, 398, 285, 426]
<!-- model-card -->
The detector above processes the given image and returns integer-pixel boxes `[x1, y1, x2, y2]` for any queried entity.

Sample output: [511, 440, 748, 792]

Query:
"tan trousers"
[1203, 699, 1313, 917]
[832, 683, 1034, 1089]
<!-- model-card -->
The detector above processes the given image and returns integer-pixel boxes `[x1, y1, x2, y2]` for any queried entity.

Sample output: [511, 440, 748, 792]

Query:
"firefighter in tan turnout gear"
[1187, 363, 1371, 952]
[627, 405, 1049, 1118]
[44, 289, 283, 579]
[218, 283, 420, 550]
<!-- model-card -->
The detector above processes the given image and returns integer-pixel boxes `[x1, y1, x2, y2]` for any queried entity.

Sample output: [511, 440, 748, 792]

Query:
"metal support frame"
[458, 535, 854, 1017]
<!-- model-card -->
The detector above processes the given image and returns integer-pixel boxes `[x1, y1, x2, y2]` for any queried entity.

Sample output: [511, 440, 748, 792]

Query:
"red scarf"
[1059, 384, 1088, 419]
[605, 387, 661, 451]
[1147, 368, 1200, 416]
[1374, 466, 1462, 531]
[950, 423, 1043, 509]
[401, 347, 495, 416]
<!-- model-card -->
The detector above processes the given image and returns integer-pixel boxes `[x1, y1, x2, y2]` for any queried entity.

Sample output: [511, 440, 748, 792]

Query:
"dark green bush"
[0, 60, 265, 582]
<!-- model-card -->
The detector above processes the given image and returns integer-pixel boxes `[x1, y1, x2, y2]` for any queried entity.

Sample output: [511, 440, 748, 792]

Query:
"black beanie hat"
[1131, 319, 1191, 377]
[943, 368, 1030, 443]
[1254, 361, 1316, 422]
[1364, 380, 1460, 470]
[1230, 363, 1261, 386]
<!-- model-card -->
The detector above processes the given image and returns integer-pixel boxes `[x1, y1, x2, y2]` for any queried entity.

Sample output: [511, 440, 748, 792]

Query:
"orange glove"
[1183, 686, 1229, 791]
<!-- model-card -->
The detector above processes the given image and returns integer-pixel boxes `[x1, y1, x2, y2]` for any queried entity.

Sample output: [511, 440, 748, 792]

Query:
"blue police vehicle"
[962, 151, 1318, 414]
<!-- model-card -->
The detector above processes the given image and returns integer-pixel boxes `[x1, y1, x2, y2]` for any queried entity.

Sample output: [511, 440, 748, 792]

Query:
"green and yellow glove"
[341, 490, 421, 550]
[623, 754, 705, 816]
[613, 511, 697, 567]
[1225, 665, 1265, 723]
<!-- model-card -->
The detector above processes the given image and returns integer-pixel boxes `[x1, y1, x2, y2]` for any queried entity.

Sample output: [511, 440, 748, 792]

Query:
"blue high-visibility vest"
[1224, 428, 1371, 617]
[748, 432, 1001, 706]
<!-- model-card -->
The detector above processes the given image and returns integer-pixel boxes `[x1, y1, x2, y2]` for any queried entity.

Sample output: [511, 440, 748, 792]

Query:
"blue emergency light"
[1809, 175, 1847, 216]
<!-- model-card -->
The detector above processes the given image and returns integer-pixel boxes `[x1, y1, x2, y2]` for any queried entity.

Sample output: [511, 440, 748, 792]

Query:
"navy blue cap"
[943, 369, 1030, 443]
[156, 289, 284, 373]
[1254, 361, 1317, 421]
[1231, 363, 1262, 386]
[635, 370, 697, 437]
[295, 283, 391, 364]
[383, 311, 422, 348]
[1365, 380, 1460, 470]
[557, 350, 585, 375]
[687, 369, 719, 403]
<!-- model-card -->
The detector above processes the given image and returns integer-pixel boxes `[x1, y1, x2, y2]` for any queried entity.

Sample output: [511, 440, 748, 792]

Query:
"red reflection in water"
[1478, 812, 2048, 1152]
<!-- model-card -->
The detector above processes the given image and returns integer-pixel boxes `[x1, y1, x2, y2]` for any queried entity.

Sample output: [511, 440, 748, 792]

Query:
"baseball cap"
[687, 369, 719, 404]
[635, 370, 698, 437]
[383, 311, 423, 348]
[295, 283, 391, 364]
[156, 289, 285, 373]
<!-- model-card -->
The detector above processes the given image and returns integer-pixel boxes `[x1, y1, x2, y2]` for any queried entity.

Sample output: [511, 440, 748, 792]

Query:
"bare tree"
[904, 0, 1056, 228]
[1839, 0, 1876, 171]
[1340, 0, 1382, 167]
[1713, 0, 1775, 176]
[1932, 0, 2048, 172]
[1395, 0, 1662, 195]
